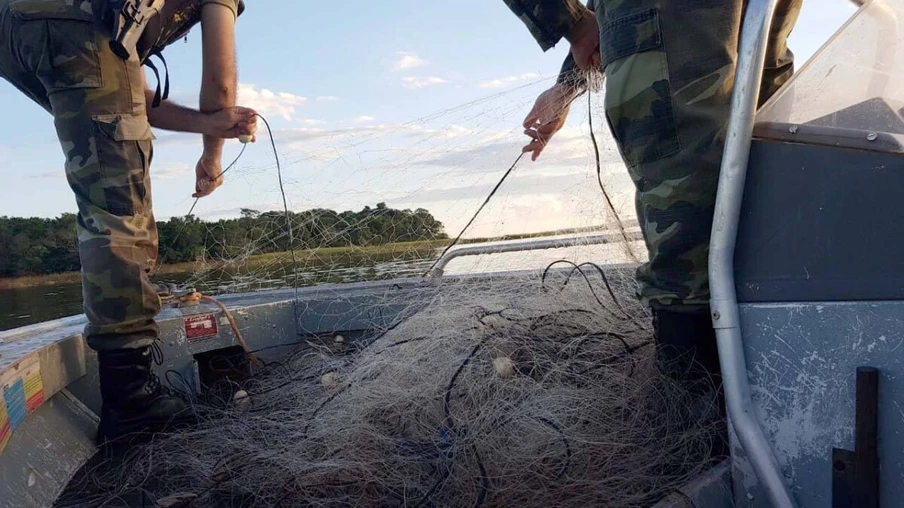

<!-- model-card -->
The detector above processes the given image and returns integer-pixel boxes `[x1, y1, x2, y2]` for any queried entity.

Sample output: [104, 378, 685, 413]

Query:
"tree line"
[0, 203, 448, 278]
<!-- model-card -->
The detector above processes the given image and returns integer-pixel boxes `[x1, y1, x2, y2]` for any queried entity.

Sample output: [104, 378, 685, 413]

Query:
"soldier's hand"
[522, 83, 577, 161]
[193, 156, 224, 198]
[565, 10, 601, 71]
[205, 106, 258, 140]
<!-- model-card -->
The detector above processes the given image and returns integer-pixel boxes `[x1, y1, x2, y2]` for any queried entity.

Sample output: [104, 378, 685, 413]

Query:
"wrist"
[565, 9, 595, 44]
[202, 144, 223, 163]
[197, 112, 218, 137]
[566, 85, 585, 104]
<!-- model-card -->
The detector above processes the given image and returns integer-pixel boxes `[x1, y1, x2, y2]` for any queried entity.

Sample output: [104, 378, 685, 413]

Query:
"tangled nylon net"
[57, 265, 724, 508]
[145, 69, 639, 297]
[51, 69, 726, 507]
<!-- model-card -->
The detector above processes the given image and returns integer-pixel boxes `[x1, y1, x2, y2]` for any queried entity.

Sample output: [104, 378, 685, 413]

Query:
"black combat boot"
[95, 343, 198, 446]
[652, 305, 728, 459]
[652, 305, 722, 390]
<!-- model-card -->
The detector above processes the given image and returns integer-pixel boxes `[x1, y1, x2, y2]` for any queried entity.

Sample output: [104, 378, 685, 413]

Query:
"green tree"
[0, 204, 448, 278]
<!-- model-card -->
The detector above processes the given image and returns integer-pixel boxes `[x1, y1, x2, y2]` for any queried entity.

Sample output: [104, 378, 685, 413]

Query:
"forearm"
[145, 91, 210, 134]
[557, 53, 586, 93]
[556, 0, 595, 91]
[199, 3, 238, 160]
[199, 77, 235, 159]
[501, 0, 591, 51]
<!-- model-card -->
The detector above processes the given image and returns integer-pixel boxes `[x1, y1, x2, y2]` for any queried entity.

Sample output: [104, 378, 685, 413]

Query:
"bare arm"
[144, 73, 210, 133]
[199, 3, 239, 162]
[556, 0, 598, 93]
[143, 71, 254, 139]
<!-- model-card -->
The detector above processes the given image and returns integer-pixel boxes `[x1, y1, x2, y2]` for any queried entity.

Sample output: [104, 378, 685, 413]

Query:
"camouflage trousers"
[0, 1, 161, 350]
[598, 0, 802, 308]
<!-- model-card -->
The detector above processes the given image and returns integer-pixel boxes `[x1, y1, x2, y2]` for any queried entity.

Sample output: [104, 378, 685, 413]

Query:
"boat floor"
[42, 267, 726, 507]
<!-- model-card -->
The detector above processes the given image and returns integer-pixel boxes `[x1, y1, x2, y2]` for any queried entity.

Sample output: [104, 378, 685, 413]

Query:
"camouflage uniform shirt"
[501, 0, 587, 51]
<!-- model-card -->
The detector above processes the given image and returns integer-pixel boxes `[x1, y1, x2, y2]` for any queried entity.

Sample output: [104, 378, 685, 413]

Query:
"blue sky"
[0, 1, 857, 238]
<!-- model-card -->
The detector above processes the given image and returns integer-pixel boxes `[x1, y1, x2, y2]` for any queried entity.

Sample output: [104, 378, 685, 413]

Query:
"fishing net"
[57, 267, 724, 508]
[55, 70, 724, 507]
[148, 70, 643, 296]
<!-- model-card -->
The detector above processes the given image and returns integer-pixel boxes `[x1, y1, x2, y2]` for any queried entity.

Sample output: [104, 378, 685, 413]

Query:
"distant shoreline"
[0, 240, 442, 290]
[0, 227, 620, 290]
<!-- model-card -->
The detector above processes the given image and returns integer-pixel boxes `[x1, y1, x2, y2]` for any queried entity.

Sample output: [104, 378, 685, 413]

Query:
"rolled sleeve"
[501, 0, 588, 51]
[200, 0, 241, 18]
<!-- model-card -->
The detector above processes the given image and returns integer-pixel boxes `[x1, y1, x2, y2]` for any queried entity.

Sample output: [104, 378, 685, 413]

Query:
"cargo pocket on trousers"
[600, 9, 680, 168]
[91, 114, 155, 217]
[31, 17, 104, 94]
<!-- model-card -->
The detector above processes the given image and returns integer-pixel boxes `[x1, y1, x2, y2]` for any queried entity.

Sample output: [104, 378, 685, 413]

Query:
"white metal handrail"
[427, 230, 642, 279]
[709, 0, 799, 506]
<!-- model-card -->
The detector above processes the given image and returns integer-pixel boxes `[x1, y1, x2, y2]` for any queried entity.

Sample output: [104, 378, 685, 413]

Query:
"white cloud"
[401, 76, 448, 89]
[421, 124, 472, 139]
[238, 83, 307, 121]
[151, 132, 197, 148]
[154, 162, 192, 180]
[316, 96, 339, 102]
[354, 116, 376, 123]
[478, 72, 541, 89]
[392, 52, 426, 72]
[299, 118, 326, 126]
[31, 170, 65, 180]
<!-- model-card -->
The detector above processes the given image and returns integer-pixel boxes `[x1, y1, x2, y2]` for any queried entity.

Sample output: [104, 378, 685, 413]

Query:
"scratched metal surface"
[0, 393, 97, 508]
[731, 302, 904, 507]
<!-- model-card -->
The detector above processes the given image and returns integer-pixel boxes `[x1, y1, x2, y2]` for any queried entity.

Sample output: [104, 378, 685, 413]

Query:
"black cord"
[587, 93, 636, 255]
[423, 152, 525, 276]
[471, 446, 489, 508]
[414, 336, 489, 508]
[170, 143, 247, 245]
[550, 260, 624, 312]
[541, 260, 618, 317]
[166, 114, 301, 337]
[443, 340, 487, 430]
[255, 114, 301, 329]
[535, 416, 572, 481]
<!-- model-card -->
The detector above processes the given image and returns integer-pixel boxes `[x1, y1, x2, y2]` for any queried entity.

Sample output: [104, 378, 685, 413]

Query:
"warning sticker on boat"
[0, 355, 44, 454]
[0, 396, 10, 454]
[185, 314, 219, 341]
[23, 360, 44, 413]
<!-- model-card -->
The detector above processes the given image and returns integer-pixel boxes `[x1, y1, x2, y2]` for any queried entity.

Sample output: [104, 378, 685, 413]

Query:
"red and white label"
[185, 314, 218, 341]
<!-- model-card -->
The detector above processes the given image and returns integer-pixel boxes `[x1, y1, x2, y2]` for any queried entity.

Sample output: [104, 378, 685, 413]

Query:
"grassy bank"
[0, 227, 622, 290]
[0, 240, 448, 290]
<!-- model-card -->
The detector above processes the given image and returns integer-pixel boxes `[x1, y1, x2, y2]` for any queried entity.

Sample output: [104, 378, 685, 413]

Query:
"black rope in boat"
[587, 93, 636, 256]
[423, 152, 525, 276]
[170, 143, 246, 245]
[169, 114, 301, 337]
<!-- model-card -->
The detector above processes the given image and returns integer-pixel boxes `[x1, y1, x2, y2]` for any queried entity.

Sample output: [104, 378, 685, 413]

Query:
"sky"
[0, 1, 858, 239]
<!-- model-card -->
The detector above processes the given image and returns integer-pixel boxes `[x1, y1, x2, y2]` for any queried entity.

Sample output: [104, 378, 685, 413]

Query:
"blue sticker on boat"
[3, 378, 26, 431]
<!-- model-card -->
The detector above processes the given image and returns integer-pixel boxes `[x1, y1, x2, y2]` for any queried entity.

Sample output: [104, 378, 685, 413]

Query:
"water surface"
[0, 236, 644, 331]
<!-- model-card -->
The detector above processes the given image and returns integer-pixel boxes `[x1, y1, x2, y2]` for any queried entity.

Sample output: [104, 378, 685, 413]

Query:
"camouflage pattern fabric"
[0, 0, 161, 350]
[501, 0, 588, 51]
[504, 0, 802, 308]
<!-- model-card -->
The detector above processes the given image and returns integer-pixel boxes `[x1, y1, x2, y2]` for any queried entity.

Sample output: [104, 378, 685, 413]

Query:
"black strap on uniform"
[143, 50, 170, 108]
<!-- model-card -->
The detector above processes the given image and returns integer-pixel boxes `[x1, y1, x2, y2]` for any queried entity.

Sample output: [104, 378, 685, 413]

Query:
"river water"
[0, 235, 645, 332]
